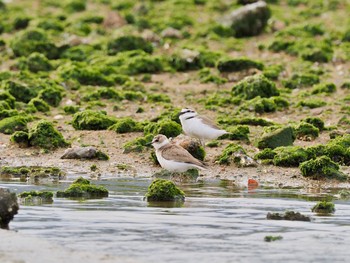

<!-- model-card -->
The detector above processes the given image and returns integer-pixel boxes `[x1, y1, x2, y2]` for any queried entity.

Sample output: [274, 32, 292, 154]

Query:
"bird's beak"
[178, 111, 186, 117]
[145, 141, 153, 146]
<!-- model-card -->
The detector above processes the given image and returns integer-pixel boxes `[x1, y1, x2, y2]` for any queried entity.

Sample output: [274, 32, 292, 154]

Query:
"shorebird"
[178, 108, 228, 145]
[150, 134, 207, 172]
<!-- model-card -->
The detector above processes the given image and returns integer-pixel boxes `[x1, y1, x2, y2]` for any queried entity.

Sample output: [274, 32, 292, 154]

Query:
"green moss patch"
[72, 110, 116, 130]
[0, 115, 29, 134]
[273, 146, 310, 167]
[216, 143, 246, 165]
[144, 120, 182, 138]
[108, 118, 144, 134]
[0, 166, 65, 182]
[123, 135, 153, 153]
[294, 122, 319, 140]
[257, 126, 295, 150]
[220, 125, 250, 141]
[18, 191, 54, 205]
[28, 98, 50, 112]
[311, 201, 335, 214]
[56, 177, 109, 198]
[107, 36, 153, 55]
[283, 73, 320, 89]
[217, 57, 264, 72]
[232, 74, 279, 100]
[300, 156, 347, 181]
[145, 179, 185, 202]
[10, 131, 29, 147]
[28, 120, 69, 149]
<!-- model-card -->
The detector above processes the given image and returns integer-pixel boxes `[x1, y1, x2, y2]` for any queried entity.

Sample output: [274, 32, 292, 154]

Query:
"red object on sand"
[248, 179, 259, 187]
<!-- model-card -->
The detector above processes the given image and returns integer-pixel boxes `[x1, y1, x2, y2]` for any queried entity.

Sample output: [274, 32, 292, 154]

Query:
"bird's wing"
[198, 115, 221, 130]
[160, 144, 205, 167]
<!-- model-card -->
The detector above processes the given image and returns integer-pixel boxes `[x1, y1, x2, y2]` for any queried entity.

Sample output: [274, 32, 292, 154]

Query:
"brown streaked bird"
[178, 108, 228, 145]
[150, 134, 207, 172]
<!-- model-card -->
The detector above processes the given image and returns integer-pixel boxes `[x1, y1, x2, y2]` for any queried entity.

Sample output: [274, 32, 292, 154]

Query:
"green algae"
[72, 110, 116, 130]
[26, 52, 53, 73]
[257, 126, 295, 150]
[108, 117, 144, 134]
[273, 146, 310, 167]
[0, 115, 29, 134]
[107, 36, 153, 55]
[298, 99, 327, 109]
[216, 143, 246, 165]
[303, 117, 325, 131]
[264, 236, 283, 242]
[0, 91, 15, 109]
[217, 57, 264, 72]
[221, 125, 250, 141]
[218, 116, 275, 127]
[311, 82, 336, 95]
[28, 98, 50, 113]
[311, 201, 335, 214]
[232, 74, 279, 100]
[283, 73, 320, 89]
[300, 156, 347, 181]
[2, 80, 37, 103]
[18, 191, 54, 205]
[145, 179, 185, 202]
[294, 122, 319, 140]
[10, 131, 29, 147]
[56, 177, 108, 199]
[144, 120, 182, 138]
[123, 134, 153, 153]
[0, 166, 65, 182]
[28, 120, 69, 149]
[38, 86, 63, 107]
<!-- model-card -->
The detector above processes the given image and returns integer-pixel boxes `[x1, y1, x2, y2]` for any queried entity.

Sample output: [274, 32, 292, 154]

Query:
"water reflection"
[1, 177, 350, 263]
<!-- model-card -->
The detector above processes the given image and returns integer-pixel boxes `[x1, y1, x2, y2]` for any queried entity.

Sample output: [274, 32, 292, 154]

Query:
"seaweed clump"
[311, 201, 335, 214]
[300, 156, 347, 181]
[232, 74, 279, 100]
[145, 179, 185, 202]
[28, 120, 69, 149]
[108, 117, 144, 133]
[216, 143, 246, 165]
[72, 110, 116, 130]
[217, 57, 264, 72]
[107, 36, 153, 55]
[0, 116, 29, 134]
[257, 126, 295, 149]
[56, 177, 109, 198]
[18, 191, 54, 205]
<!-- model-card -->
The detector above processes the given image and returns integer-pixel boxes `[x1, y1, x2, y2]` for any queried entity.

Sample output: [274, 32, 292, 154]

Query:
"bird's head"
[149, 134, 169, 149]
[178, 108, 197, 121]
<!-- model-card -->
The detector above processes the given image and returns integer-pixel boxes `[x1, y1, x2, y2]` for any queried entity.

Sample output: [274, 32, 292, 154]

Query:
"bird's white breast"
[182, 117, 227, 140]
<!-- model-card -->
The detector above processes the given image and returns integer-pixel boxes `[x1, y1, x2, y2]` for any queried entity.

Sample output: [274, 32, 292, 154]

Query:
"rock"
[61, 147, 109, 160]
[61, 146, 97, 159]
[219, 1, 271, 37]
[18, 191, 54, 205]
[161, 27, 182, 39]
[56, 177, 109, 198]
[141, 29, 161, 43]
[311, 201, 335, 215]
[0, 188, 19, 229]
[257, 126, 295, 149]
[267, 211, 311, 222]
[145, 179, 185, 202]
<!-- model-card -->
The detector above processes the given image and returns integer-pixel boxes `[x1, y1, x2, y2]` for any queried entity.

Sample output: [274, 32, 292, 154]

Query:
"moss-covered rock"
[123, 135, 153, 153]
[10, 29, 59, 59]
[144, 120, 182, 138]
[298, 99, 327, 108]
[0, 91, 16, 108]
[145, 179, 185, 202]
[65, 0, 86, 12]
[240, 96, 289, 113]
[28, 98, 50, 112]
[10, 131, 29, 147]
[262, 64, 284, 80]
[61, 45, 95, 61]
[267, 211, 311, 221]
[300, 156, 347, 181]
[311, 82, 336, 95]
[72, 110, 116, 130]
[26, 52, 53, 73]
[232, 74, 279, 100]
[254, 148, 276, 164]
[217, 57, 264, 72]
[0, 115, 29, 134]
[0, 109, 19, 120]
[273, 146, 310, 167]
[38, 86, 63, 107]
[311, 201, 335, 214]
[283, 73, 320, 89]
[264, 236, 283, 242]
[216, 143, 246, 165]
[2, 80, 37, 103]
[28, 120, 68, 149]
[257, 126, 295, 149]
[56, 177, 109, 198]
[107, 36, 153, 55]
[18, 191, 54, 205]
[294, 122, 319, 140]
[220, 125, 250, 141]
[63, 105, 79, 114]
[303, 117, 325, 131]
[0, 166, 65, 183]
[108, 117, 144, 133]
[13, 16, 31, 30]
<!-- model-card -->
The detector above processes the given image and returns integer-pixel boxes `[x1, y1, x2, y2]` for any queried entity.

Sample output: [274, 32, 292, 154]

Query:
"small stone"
[61, 146, 97, 159]
[161, 27, 182, 39]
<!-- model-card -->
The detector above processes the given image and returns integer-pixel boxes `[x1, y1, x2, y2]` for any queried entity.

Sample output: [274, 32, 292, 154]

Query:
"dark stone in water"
[267, 211, 311, 222]
[0, 188, 19, 229]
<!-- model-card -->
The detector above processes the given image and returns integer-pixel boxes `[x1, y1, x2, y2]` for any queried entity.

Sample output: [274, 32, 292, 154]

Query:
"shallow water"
[1, 176, 350, 263]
